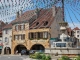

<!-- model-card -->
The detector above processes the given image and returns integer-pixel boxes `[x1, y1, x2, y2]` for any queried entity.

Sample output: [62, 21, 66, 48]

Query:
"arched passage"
[14, 44, 27, 54]
[30, 44, 45, 52]
[4, 47, 11, 54]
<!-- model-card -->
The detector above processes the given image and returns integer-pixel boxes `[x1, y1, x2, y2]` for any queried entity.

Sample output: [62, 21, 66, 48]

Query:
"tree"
[77, 56, 80, 60]
[61, 56, 71, 60]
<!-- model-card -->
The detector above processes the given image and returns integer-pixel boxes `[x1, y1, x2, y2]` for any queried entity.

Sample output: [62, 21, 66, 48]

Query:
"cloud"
[68, 22, 80, 29]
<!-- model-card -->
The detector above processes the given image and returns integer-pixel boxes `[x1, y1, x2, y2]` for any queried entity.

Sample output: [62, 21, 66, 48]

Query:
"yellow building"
[11, 6, 63, 54]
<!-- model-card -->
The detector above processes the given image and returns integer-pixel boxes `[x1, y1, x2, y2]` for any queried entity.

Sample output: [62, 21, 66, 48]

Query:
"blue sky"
[0, 0, 80, 29]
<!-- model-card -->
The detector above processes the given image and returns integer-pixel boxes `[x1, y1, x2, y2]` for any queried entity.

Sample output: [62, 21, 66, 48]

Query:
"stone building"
[11, 6, 63, 54]
[2, 23, 12, 54]
[0, 21, 6, 54]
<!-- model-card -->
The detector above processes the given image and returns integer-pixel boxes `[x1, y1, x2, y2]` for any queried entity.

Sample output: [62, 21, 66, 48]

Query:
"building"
[2, 23, 12, 54]
[11, 6, 63, 54]
[0, 21, 6, 54]
[46, 23, 79, 56]
[73, 27, 80, 41]
[73, 27, 80, 48]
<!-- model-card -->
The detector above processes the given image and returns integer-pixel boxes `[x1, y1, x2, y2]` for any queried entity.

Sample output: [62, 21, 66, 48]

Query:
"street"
[0, 55, 58, 60]
[0, 55, 29, 60]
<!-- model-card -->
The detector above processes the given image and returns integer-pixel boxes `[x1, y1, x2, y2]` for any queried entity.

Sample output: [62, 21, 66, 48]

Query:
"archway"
[30, 44, 45, 52]
[4, 47, 11, 54]
[14, 44, 28, 54]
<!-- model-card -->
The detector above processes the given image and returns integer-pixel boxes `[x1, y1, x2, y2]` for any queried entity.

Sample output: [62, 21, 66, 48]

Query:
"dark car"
[21, 50, 26, 55]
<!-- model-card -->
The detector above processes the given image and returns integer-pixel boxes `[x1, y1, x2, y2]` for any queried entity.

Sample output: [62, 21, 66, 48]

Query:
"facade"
[0, 30, 3, 54]
[48, 23, 80, 56]
[11, 6, 64, 54]
[2, 23, 12, 54]
[50, 23, 74, 48]
[0, 21, 5, 54]
[73, 27, 80, 48]
[73, 27, 80, 41]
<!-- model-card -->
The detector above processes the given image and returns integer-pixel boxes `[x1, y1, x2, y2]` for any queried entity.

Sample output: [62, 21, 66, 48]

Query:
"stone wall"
[45, 48, 80, 55]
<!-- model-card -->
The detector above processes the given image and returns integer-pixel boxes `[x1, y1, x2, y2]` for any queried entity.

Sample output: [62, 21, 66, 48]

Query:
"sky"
[0, 0, 80, 29]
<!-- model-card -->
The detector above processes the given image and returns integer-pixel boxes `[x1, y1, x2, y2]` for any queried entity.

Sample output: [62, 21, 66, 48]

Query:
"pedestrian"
[16, 50, 18, 54]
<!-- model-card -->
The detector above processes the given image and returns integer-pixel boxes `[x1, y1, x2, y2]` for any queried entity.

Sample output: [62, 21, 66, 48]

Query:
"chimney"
[52, 6, 56, 17]
[16, 10, 22, 18]
[19, 10, 22, 17]
[16, 11, 19, 18]
[35, 8, 40, 18]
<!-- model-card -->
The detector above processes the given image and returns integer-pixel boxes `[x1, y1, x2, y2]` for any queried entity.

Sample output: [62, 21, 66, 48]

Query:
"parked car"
[29, 50, 35, 54]
[21, 50, 26, 55]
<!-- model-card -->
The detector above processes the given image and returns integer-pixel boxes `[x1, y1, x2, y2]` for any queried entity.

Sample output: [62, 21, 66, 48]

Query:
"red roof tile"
[12, 10, 36, 24]
[30, 8, 54, 29]
[2, 23, 12, 30]
[67, 28, 72, 32]
[73, 27, 80, 30]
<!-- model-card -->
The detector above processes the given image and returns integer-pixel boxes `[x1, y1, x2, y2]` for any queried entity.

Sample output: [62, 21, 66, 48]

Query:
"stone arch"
[30, 44, 45, 52]
[4, 47, 11, 54]
[14, 44, 27, 54]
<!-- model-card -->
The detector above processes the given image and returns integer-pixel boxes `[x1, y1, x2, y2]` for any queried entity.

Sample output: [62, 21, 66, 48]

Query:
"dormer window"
[36, 22, 39, 26]
[44, 21, 48, 26]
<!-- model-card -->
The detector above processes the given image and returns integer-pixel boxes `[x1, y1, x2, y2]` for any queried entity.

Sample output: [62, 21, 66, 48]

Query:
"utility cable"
[65, 5, 75, 27]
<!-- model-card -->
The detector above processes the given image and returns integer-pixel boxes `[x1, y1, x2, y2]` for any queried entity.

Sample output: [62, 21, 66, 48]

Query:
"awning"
[0, 43, 3, 46]
[50, 38, 57, 40]
[0, 46, 2, 49]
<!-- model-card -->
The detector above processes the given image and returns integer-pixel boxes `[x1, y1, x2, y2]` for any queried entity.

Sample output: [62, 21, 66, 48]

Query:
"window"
[37, 32, 43, 38]
[21, 25, 25, 30]
[77, 35, 79, 37]
[77, 31, 79, 33]
[29, 32, 48, 40]
[5, 30, 8, 34]
[5, 37, 8, 42]
[19, 25, 21, 30]
[56, 43, 66, 47]
[43, 32, 48, 38]
[14, 34, 25, 40]
[21, 34, 25, 40]
[44, 21, 48, 26]
[36, 22, 39, 26]
[14, 35, 19, 40]
[15, 25, 18, 31]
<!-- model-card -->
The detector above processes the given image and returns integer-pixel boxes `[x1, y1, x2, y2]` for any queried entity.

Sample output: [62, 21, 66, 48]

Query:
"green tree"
[77, 56, 80, 60]
[61, 56, 71, 60]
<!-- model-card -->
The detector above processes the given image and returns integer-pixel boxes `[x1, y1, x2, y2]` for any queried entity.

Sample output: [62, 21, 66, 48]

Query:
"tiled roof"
[2, 23, 12, 30]
[30, 8, 54, 29]
[0, 21, 6, 30]
[73, 27, 80, 30]
[3, 6, 59, 30]
[0, 30, 2, 33]
[67, 28, 72, 32]
[11, 10, 36, 24]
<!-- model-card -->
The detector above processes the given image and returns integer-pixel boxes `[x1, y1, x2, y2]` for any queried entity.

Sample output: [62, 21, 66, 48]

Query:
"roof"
[0, 21, 6, 30]
[30, 8, 54, 29]
[11, 10, 36, 24]
[2, 23, 12, 30]
[67, 27, 72, 32]
[3, 6, 62, 30]
[0, 30, 2, 33]
[73, 27, 80, 30]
